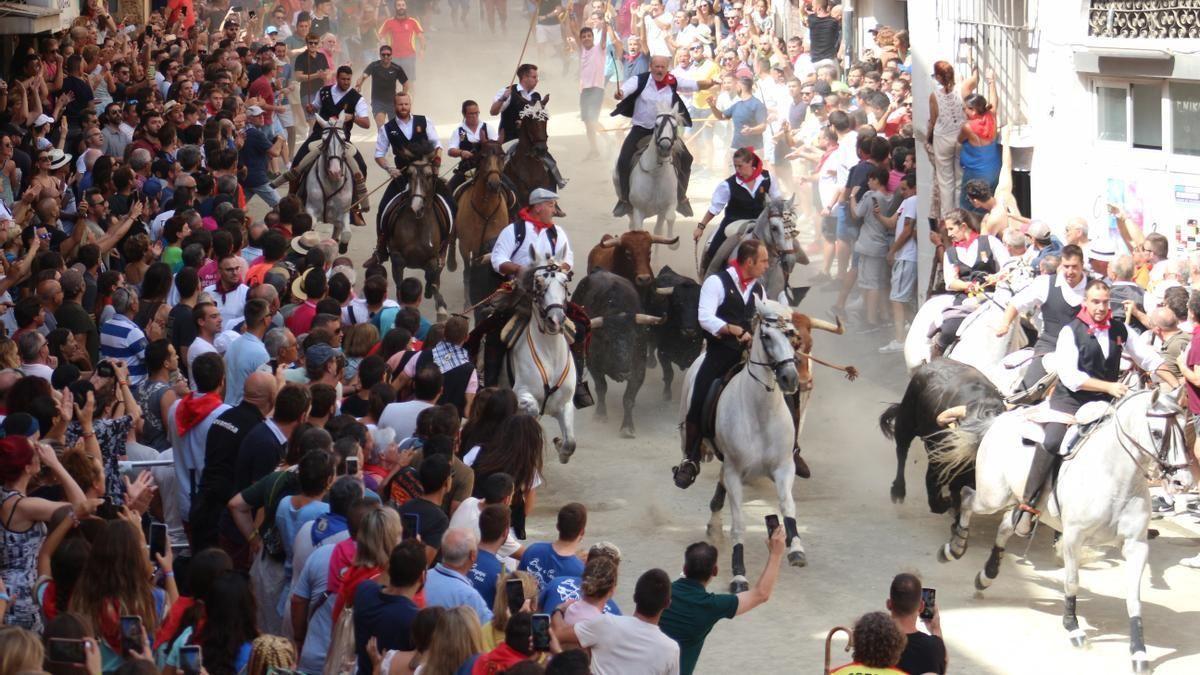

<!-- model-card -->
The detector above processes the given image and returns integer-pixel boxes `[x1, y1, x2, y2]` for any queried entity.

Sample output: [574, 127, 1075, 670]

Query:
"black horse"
[879, 359, 1007, 514]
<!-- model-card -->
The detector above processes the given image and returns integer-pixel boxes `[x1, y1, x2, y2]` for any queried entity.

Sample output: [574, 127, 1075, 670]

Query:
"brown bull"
[789, 313, 846, 391]
[586, 231, 679, 288]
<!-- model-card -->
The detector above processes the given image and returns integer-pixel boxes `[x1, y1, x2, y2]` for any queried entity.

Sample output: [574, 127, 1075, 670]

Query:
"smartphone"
[401, 512, 419, 540]
[47, 637, 88, 665]
[148, 522, 167, 561]
[920, 588, 936, 621]
[764, 514, 780, 537]
[179, 645, 203, 675]
[531, 613, 552, 651]
[119, 615, 143, 655]
[345, 456, 359, 475]
[505, 578, 525, 613]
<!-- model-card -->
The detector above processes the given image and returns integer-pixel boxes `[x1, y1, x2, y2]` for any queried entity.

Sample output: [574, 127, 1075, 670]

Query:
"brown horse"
[448, 140, 511, 309]
[381, 141, 452, 317]
[503, 98, 555, 211]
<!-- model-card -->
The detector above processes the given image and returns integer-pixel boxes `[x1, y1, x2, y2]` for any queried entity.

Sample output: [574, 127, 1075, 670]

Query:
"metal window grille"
[936, 0, 1037, 125]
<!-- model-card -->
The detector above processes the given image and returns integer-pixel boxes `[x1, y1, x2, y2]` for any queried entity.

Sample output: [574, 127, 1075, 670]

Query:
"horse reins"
[318, 126, 350, 223]
[1111, 390, 1190, 480]
[745, 317, 796, 393]
[525, 264, 573, 414]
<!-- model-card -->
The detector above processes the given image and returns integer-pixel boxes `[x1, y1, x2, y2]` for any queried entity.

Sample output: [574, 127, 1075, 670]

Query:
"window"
[1131, 84, 1162, 150]
[1097, 86, 1127, 142]
[1172, 82, 1200, 157]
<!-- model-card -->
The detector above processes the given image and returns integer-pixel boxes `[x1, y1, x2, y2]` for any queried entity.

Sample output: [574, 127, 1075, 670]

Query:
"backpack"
[322, 602, 358, 675]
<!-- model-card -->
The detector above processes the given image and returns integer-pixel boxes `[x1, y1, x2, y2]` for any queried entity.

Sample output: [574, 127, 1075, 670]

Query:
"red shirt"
[286, 299, 319, 336]
[1185, 331, 1200, 414]
[248, 75, 276, 126]
[379, 18, 424, 59]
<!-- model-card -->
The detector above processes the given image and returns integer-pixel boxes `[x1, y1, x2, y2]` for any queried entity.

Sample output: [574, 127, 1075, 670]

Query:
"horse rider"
[995, 244, 1087, 399]
[1014, 279, 1177, 537]
[933, 208, 1009, 358]
[447, 99, 500, 194]
[611, 54, 715, 219]
[468, 188, 593, 408]
[491, 63, 567, 189]
[692, 147, 783, 273]
[366, 91, 450, 267]
[272, 65, 371, 223]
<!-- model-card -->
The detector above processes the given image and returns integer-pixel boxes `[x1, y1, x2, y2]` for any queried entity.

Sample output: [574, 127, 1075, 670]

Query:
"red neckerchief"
[736, 148, 763, 189]
[654, 73, 677, 90]
[517, 207, 554, 233]
[175, 391, 224, 435]
[954, 232, 980, 251]
[731, 262, 755, 292]
[216, 278, 239, 301]
[1077, 307, 1112, 335]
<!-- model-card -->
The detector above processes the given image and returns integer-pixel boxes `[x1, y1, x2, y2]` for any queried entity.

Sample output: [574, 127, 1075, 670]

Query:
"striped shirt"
[99, 314, 149, 385]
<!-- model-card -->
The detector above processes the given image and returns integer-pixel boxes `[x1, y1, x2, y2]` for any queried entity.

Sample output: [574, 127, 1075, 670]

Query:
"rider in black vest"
[447, 100, 499, 194]
[996, 245, 1088, 396]
[272, 66, 371, 219]
[1014, 280, 1176, 537]
[490, 65, 567, 189]
[611, 56, 714, 219]
[934, 212, 1005, 356]
[692, 148, 782, 271]
[674, 239, 768, 489]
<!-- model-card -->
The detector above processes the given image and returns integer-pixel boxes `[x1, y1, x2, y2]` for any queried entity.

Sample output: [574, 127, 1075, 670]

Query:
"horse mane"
[404, 139, 438, 159]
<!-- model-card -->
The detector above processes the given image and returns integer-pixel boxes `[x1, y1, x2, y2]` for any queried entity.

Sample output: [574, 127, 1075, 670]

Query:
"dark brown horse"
[448, 140, 511, 309]
[503, 97, 554, 211]
[381, 141, 452, 317]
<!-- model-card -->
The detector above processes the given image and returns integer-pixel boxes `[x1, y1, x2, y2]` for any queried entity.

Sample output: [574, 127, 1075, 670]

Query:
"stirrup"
[672, 460, 700, 489]
[792, 448, 811, 479]
[1013, 503, 1039, 537]
[573, 381, 595, 409]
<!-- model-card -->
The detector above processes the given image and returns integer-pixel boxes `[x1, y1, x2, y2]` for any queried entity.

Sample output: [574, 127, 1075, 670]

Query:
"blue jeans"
[246, 182, 281, 208]
[835, 203, 859, 243]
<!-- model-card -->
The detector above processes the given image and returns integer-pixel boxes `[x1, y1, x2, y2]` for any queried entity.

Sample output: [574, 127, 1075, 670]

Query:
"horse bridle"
[1111, 390, 1190, 480]
[653, 113, 678, 161]
[746, 315, 796, 392]
[318, 125, 349, 221]
[529, 263, 572, 330]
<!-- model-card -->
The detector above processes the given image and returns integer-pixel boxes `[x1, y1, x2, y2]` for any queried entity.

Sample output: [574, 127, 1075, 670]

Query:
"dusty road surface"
[266, 7, 1200, 673]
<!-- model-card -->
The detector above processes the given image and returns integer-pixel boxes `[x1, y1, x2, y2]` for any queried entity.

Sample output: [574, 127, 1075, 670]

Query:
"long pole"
[509, 7, 541, 88]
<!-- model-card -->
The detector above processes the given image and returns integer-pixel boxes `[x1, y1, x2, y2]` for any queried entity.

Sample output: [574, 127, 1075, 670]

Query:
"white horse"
[679, 300, 807, 592]
[702, 196, 803, 303]
[932, 388, 1194, 673]
[305, 114, 355, 252]
[618, 105, 683, 244]
[506, 249, 578, 463]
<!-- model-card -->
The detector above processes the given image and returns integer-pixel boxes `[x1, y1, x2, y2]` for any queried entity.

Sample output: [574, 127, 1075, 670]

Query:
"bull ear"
[542, 95, 550, 108]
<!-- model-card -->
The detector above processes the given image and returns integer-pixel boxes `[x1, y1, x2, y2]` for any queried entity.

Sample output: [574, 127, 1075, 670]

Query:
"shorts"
[269, 116, 285, 138]
[372, 99, 393, 117]
[820, 214, 837, 243]
[396, 56, 416, 81]
[856, 254, 888, 290]
[835, 203, 860, 243]
[889, 259, 918, 302]
[580, 87, 603, 123]
[536, 24, 560, 44]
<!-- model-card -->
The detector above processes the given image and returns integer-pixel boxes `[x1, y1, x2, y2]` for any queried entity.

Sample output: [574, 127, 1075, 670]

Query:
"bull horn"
[635, 313, 665, 325]
[599, 234, 619, 248]
[590, 317, 605, 328]
[651, 235, 680, 246]
[808, 316, 845, 335]
[654, 286, 675, 296]
[936, 406, 968, 428]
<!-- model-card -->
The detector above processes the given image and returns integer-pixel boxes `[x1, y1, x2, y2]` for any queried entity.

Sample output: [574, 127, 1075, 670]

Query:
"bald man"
[1150, 306, 1189, 380]
[190, 370, 279, 551]
[36, 278, 63, 332]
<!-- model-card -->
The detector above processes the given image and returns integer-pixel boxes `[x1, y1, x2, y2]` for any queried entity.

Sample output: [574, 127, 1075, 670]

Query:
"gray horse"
[701, 196, 807, 302]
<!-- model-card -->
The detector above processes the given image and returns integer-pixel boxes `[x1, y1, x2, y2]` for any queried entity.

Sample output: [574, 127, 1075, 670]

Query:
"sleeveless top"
[1, 488, 48, 632]
[498, 85, 542, 142]
[1034, 281, 1083, 355]
[136, 380, 172, 450]
[1052, 318, 1128, 406]
[707, 269, 764, 353]
[720, 172, 772, 227]
[932, 85, 967, 137]
[317, 86, 364, 134]
[383, 115, 430, 166]
[945, 237, 998, 281]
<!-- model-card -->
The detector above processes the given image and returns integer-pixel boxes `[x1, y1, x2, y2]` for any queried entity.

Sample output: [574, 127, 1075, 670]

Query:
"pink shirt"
[579, 41, 606, 90]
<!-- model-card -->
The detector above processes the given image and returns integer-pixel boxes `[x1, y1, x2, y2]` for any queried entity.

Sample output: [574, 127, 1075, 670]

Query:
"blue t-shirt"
[723, 96, 767, 150]
[239, 125, 274, 187]
[517, 542, 584, 589]
[293, 544, 336, 675]
[353, 581, 419, 675]
[467, 548, 504, 607]
[276, 497, 330, 576]
[538, 575, 622, 616]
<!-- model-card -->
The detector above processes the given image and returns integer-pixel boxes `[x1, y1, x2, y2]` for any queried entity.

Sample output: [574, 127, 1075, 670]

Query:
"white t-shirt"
[378, 400, 434, 442]
[448, 497, 521, 560]
[895, 195, 919, 263]
[186, 336, 218, 389]
[643, 14, 671, 57]
[575, 613, 681, 675]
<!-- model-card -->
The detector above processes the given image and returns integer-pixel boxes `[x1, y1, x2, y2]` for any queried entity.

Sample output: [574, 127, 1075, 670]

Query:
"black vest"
[1052, 318, 1128, 406]
[414, 350, 474, 417]
[499, 85, 542, 142]
[610, 73, 693, 126]
[720, 172, 772, 227]
[707, 269, 764, 352]
[455, 124, 491, 170]
[945, 236, 999, 282]
[317, 86, 363, 134]
[1034, 279, 1083, 354]
[384, 115, 430, 166]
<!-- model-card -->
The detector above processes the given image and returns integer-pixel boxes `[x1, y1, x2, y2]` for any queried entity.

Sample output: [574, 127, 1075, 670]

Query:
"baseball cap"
[246, 105, 266, 116]
[1026, 220, 1052, 242]
[34, 114, 55, 127]
[306, 343, 340, 368]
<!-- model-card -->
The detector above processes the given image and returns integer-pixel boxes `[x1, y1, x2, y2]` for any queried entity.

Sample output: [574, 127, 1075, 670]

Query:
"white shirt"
[698, 267, 755, 337]
[187, 336, 218, 390]
[490, 220, 574, 273]
[619, 74, 700, 129]
[706, 174, 782, 217]
[19, 362, 54, 381]
[378, 400, 434, 442]
[447, 497, 521, 561]
[575, 613, 681, 675]
[894, 195, 919, 262]
[374, 114, 443, 158]
[833, 131, 859, 186]
[1009, 273, 1087, 315]
[1054, 322, 1163, 392]
[942, 235, 1010, 287]
[204, 283, 250, 327]
[343, 297, 399, 325]
[309, 84, 371, 120]
[447, 121, 497, 150]
[643, 13, 672, 57]
[493, 83, 537, 113]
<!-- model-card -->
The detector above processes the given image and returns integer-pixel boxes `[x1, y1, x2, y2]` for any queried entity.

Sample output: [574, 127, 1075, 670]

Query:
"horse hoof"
[937, 544, 951, 564]
[890, 482, 906, 504]
[594, 411, 608, 423]
[1068, 629, 1088, 648]
[1131, 653, 1150, 673]
[974, 571, 992, 591]
[729, 578, 749, 594]
[787, 550, 807, 567]
[619, 425, 635, 439]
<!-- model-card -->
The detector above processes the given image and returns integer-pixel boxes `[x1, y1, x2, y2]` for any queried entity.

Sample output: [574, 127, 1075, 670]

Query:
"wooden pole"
[509, 6, 541, 88]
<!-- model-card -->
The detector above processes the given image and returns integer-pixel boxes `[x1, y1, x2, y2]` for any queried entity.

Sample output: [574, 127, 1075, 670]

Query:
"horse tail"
[928, 415, 996, 484]
[879, 403, 902, 441]
[447, 220, 459, 272]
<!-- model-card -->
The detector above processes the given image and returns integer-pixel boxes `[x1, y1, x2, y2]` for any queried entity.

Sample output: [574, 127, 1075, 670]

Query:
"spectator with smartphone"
[555, 568, 679, 675]
[472, 610, 545, 672]
[659, 527, 785, 675]
[888, 573, 947, 675]
[397, 453, 453, 564]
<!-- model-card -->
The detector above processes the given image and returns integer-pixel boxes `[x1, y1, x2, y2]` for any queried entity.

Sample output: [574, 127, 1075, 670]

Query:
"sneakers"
[1180, 553, 1200, 569]
[1151, 495, 1175, 514]
[879, 340, 905, 353]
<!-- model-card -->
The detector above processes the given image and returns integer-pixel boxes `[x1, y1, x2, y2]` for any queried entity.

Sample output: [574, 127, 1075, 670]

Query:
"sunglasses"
[380, 52, 392, 56]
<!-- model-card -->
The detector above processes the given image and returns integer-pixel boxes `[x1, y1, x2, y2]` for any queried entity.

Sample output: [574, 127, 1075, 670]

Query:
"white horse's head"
[652, 103, 683, 157]
[755, 195, 798, 262]
[1135, 387, 1196, 492]
[751, 300, 800, 395]
[525, 248, 572, 335]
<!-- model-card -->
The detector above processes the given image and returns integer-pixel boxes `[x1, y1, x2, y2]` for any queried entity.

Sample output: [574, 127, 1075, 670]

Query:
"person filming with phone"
[886, 573, 947, 675]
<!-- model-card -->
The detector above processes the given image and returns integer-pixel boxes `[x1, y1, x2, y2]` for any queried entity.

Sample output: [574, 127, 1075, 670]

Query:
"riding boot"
[1013, 442, 1057, 537]
[271, 168, 300, 189]
[673, 421, 703, 489]
[786, 391, 811, 479]
[352, 172, 370, 214]
[365, 229, 389, 268]
[612, 165, 631, 217]
[542, 154, 568, 189]
[674, 152, 693, 217]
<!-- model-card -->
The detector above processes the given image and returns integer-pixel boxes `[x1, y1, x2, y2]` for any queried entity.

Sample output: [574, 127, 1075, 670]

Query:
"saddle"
[500, 311, 576, 349]
[699, 363, 746, 460]
[1015, 400, 1111, 456]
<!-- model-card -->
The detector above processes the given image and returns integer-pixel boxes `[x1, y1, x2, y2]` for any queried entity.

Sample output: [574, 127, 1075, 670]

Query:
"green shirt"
[658, 578, 739, 675]
[163, 245, 184, 273]
[240, 468, 299, 533]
